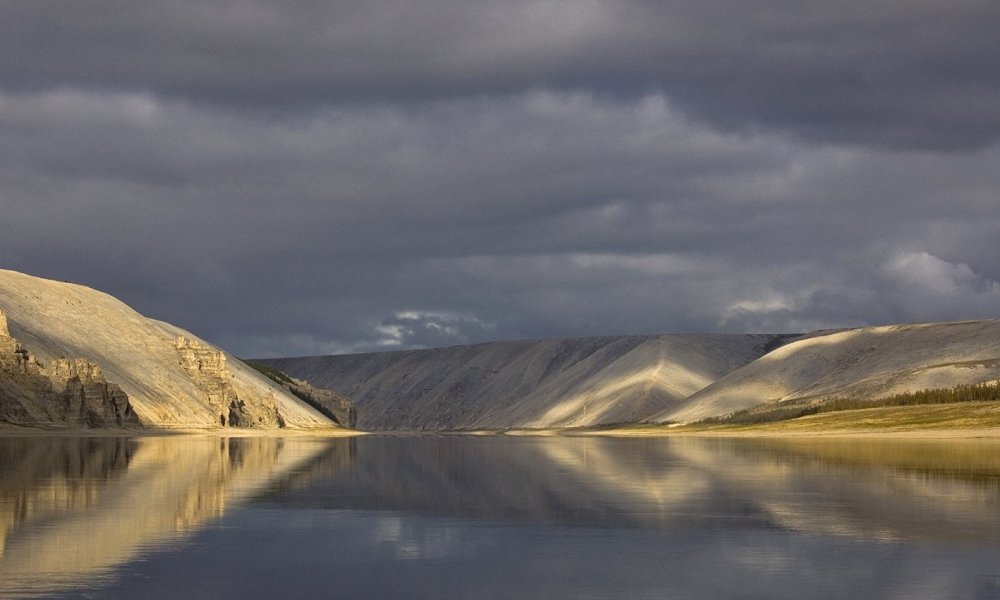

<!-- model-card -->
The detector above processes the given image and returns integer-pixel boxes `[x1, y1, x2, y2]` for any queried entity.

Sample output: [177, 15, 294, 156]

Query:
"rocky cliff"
[0, 269, 345, 430]
[0, 309, 138, 428]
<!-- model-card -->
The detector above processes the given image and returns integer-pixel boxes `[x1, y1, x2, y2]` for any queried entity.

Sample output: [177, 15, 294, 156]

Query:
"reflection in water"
[2, 435, 1000, 599]
[276, 436, 1000, 542]
[0, 436, 353, 597]
[671, 438, 1000, 544]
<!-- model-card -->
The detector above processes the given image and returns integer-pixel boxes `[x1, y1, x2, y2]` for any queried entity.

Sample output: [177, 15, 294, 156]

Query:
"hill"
[0, 269, 343, 430]
[262, 334, 787, 430]
[651, 320, 1000, 424]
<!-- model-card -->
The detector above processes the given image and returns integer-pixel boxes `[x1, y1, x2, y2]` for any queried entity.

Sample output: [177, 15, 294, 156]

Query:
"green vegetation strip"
[699, 381, 1000, 426]
[241, 359, 347, 426]
[242, 359, 295, 386]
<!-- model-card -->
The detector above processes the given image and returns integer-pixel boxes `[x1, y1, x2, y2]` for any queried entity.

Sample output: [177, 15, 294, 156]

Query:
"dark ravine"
[243, 360, 357, 429]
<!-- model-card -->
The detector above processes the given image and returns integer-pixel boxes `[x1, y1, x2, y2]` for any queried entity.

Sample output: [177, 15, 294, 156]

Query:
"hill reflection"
[0, 436, 353, 597]
[2, 434, 1000, 598]
[274, 435, 1000, 543]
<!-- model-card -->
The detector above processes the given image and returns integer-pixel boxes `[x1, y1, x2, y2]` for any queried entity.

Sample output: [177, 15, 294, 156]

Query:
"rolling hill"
[262, 333, 787, 430]
[651, 320, 1000, 424]
[0, 269, 344, 430]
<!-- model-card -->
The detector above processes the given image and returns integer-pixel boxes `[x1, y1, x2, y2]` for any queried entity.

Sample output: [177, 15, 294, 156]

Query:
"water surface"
[2, 435, 1000, 599]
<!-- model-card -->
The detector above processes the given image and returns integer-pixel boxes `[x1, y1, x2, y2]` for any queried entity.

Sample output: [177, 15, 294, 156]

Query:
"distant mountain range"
[262, 334, 786, 430]
[2, 269, 998, 431]
[265, 318, 1000, 430]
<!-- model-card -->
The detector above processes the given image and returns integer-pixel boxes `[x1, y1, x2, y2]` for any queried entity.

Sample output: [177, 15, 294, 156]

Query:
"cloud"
[3, 85, 1000, 355]
[3, 1, 1000, 148]
[1, 3, 1000, 356]
[374, 311, 497, 349]
[880, 251, 1000, 321]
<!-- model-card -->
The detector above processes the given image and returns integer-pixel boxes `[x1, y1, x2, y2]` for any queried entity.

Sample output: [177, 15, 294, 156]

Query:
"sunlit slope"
[264, 334, 783, 430]
[652, 320, 1000, 424]
[0, 269, 336, 429]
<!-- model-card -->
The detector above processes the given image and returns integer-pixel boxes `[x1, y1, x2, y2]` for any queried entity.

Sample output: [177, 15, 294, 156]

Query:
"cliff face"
[175, 337, 284, 428]
[0, 270, 340, 430]
[0, 310, 138, 428]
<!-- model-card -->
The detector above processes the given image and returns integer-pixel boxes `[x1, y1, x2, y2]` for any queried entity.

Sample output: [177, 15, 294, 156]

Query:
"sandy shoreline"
[0, 425, 364, 438]
[1, 426, 996, 439]
[567, 427, 1000, 440]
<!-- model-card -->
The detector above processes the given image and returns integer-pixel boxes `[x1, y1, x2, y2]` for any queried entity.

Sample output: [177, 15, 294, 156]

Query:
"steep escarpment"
[263, 334, 787, 430]
[0, 269, 343, 430]
[0, 310, 138, 428]
[651, 319, 1000, 424]
[175, 337, 285, 428]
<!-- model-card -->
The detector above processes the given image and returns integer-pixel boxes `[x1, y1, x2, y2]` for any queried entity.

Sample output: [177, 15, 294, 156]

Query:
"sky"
[2, 1, 1000, 358]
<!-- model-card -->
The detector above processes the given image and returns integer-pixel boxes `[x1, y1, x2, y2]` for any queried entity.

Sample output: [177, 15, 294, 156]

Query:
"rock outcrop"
[176, 337, 284, 428]
[0, 269, 341, 430]
[0, 310, 138, 428]
[48, 359, 137, 428]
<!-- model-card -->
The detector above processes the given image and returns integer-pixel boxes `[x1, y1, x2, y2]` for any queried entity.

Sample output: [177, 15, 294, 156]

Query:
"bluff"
[0, 269, 344, 430]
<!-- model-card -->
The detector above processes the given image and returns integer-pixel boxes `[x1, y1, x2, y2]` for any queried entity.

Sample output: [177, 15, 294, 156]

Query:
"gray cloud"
[1, 2, 999, 357]
[4, 1, 1000, 148]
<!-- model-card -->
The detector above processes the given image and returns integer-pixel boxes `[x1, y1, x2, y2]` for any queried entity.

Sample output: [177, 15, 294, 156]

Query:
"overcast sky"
[2, 1, 1000, 357]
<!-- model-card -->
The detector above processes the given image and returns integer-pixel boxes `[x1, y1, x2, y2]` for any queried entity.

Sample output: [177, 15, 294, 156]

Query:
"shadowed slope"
[264, 334, 785, 430]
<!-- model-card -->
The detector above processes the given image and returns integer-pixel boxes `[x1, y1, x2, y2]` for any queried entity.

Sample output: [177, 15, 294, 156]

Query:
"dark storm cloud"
[4, 1, 1000, 148]
[1, 2, 999, 356]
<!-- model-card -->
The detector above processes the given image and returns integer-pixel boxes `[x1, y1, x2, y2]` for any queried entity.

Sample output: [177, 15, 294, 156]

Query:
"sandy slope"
[651, 320, 1000, 424]
[264, 333, 784, 430]
[0, 269, 335, 429]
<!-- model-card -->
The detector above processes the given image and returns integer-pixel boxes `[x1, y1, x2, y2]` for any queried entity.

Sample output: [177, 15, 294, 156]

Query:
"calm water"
[2, 435, 1000, 599]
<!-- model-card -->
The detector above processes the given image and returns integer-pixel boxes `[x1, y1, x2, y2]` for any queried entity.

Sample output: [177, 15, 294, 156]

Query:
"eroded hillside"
[264, 334, 788, 430]
[0, 269, 345, 430]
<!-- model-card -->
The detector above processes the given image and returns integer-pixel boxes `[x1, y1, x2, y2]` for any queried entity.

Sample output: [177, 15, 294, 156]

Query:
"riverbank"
[0, 424, 364, 437]
[563, 401, 1000, 439]
[4, 401, 1000, 439]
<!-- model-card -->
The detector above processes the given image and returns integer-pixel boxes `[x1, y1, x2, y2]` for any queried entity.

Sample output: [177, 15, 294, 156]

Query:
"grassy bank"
[682, 401, 1000, 434]
[576, 382, 1000, 437]
[571, 402, 1000, 437]
[698, 381, 1000, 427]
